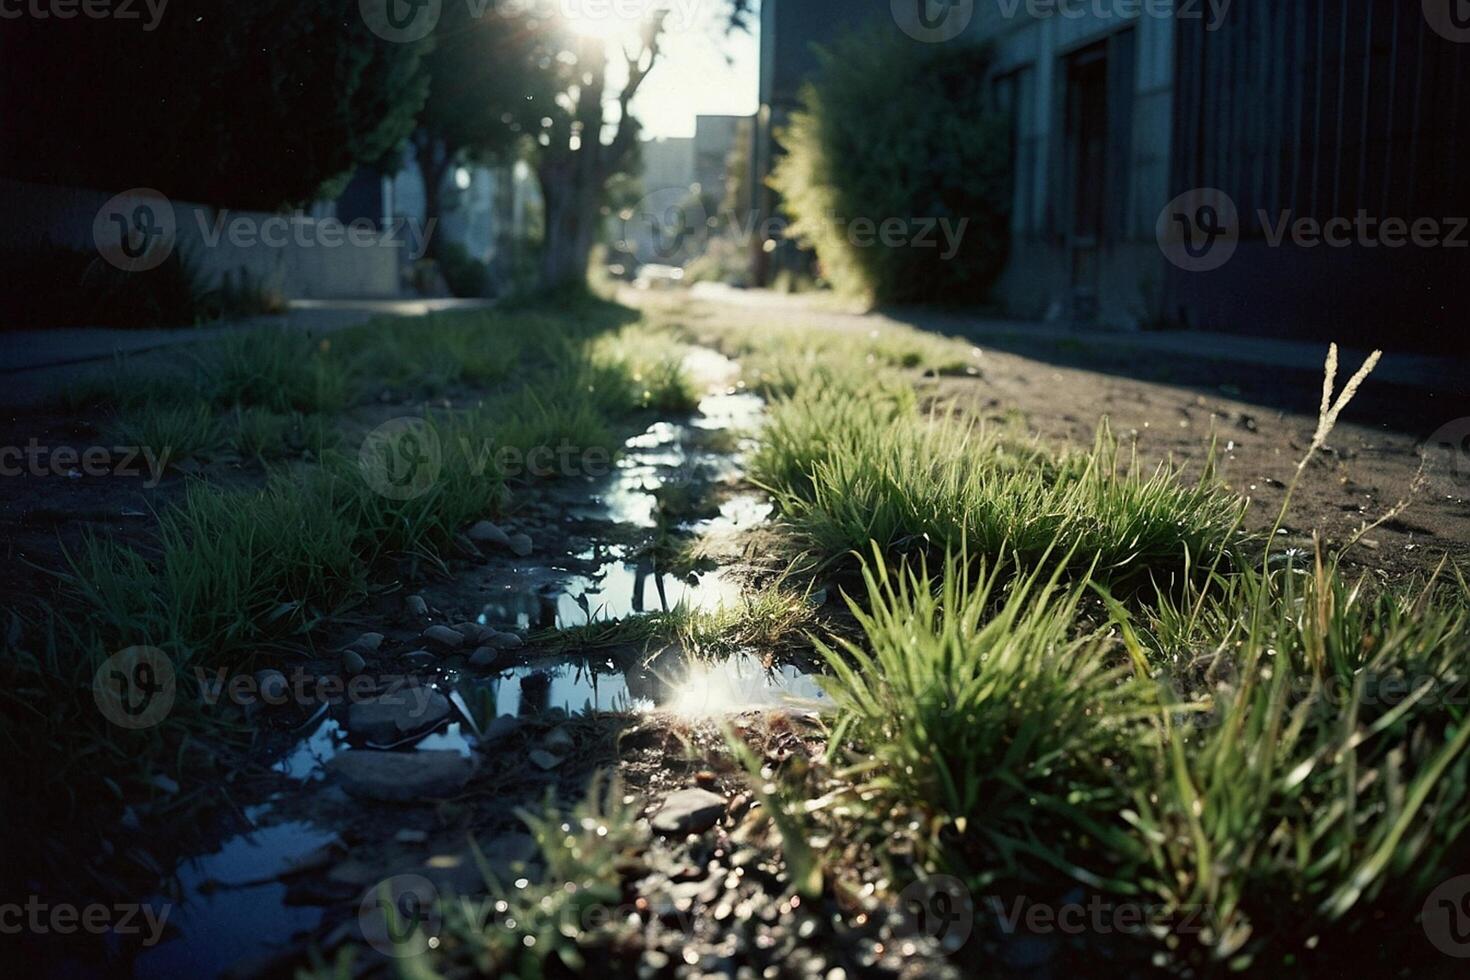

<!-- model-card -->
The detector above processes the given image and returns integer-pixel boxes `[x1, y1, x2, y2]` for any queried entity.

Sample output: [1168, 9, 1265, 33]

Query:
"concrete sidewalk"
[0, 298, 497, 374]
[686, 282, 1466, 392]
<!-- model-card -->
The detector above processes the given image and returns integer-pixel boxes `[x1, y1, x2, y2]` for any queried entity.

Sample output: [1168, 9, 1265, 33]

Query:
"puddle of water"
[135, 806, 339, 979]
[276, 714, 476, 782]
[462, 652, 825, 721]
[480, 562, 743, 632]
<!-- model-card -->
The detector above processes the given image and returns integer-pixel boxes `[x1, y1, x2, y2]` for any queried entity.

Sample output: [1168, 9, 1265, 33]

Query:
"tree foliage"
[770, 31, 1012, 304]
[0, 1, 431, 210]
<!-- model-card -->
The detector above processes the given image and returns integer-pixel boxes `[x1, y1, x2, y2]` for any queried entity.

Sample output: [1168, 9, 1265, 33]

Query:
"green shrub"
[770, 31, 1011, 304]
[435, 240, 491, 298]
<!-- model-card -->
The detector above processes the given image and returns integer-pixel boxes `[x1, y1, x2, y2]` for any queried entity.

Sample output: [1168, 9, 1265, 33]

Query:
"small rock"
[467, 520, 512, 548]
[695, 770, 717, 789]
[404, 650, 434, 666]
[543, 727, 574, 754]
[468, 647, 499, 668]
[150, 775, 180, 796]
[350, 632, 385, 653]
[254, 669, 289, 704]
[486, 631, 524, 651]
[652, 788, 726, 835]
[346, 688, 451, 743]
[343, 650, 367, 675]
[528, 749, 564, 770]
[327, 751, 476, 803]
[423, 625, 465, 649]
[405, 595, 429, 618]
[508, 532, 533, 557]
[482, 715, 523, 742]
[453, 622, 488, 643]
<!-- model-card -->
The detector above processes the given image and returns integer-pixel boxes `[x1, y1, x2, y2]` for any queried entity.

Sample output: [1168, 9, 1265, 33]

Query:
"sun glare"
[564, 8, 646, 41]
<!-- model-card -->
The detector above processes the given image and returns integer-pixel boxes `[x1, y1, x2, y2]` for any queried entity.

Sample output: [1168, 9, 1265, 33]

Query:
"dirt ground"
[645, 288, 1470, 582]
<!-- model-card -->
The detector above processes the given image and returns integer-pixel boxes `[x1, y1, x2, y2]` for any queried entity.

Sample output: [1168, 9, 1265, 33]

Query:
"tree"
[0, 2, 431, 210]
[770, 31, 1012, 305]
[410, 4, 543, 239]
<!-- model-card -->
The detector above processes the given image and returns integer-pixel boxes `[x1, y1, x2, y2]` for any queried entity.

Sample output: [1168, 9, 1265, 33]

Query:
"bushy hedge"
[770, 32, 1011, 304]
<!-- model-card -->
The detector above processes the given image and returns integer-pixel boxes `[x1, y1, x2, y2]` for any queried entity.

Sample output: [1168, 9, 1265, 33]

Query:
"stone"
[453, 622, 488, 643]
[508, 532, 533, 557]
[482, 715, 523, 742]
[405, 595, 429, 618]
[543, 727, 574, 754]
[404, 650, 434, 666]
[350, 632, 385, 653]
[651, 788, 727, 836]
[327, 751, 475, 803]
[467, 520, 512, 548]
[254, 669, 289, 704]
[486, 630, 524, 651]
[343, 650, 367, 675]
[528, 749, 564, 770]
[345, 688, 451, 743]
[423, 625, 465, 649]
[468, 647, 499, 668]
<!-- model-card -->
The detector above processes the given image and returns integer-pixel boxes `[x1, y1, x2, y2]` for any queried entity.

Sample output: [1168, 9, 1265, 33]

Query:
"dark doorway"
[1064, 43, 1109, 324]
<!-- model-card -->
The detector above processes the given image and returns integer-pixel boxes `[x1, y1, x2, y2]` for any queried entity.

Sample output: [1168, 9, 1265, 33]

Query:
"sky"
[573, 3, 759, 140]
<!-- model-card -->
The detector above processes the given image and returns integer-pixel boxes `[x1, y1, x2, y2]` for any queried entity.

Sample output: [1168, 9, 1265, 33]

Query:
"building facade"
[753, 0, 1468, 355]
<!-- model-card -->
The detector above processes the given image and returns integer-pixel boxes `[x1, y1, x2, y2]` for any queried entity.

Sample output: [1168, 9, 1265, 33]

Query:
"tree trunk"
[414, 133, 452, 256]
[537, 161, 602, 289]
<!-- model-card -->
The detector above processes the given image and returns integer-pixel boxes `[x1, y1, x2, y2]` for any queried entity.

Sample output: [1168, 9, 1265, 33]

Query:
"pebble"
[423, 625, 465, 649]
[482, 715, 523, 742]
[327, 751, 475, 802]
[350, 632, 385, 653]
[508, 532, 533, 557]
[346, 688, 451, 743]
[468, 647, 499, 668]
[651, 788, 727, 835]
[343, 650, 367, 675]
[467, 520, 512, 548]
[528, 749, 564, 770]
[486, 630, 524, 650]
[405, 595, 429, 618]
[254, 669, 289, 704]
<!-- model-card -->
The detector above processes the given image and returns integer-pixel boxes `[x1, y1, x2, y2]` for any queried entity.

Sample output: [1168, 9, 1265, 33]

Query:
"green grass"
[755, 387, 1244, 586]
